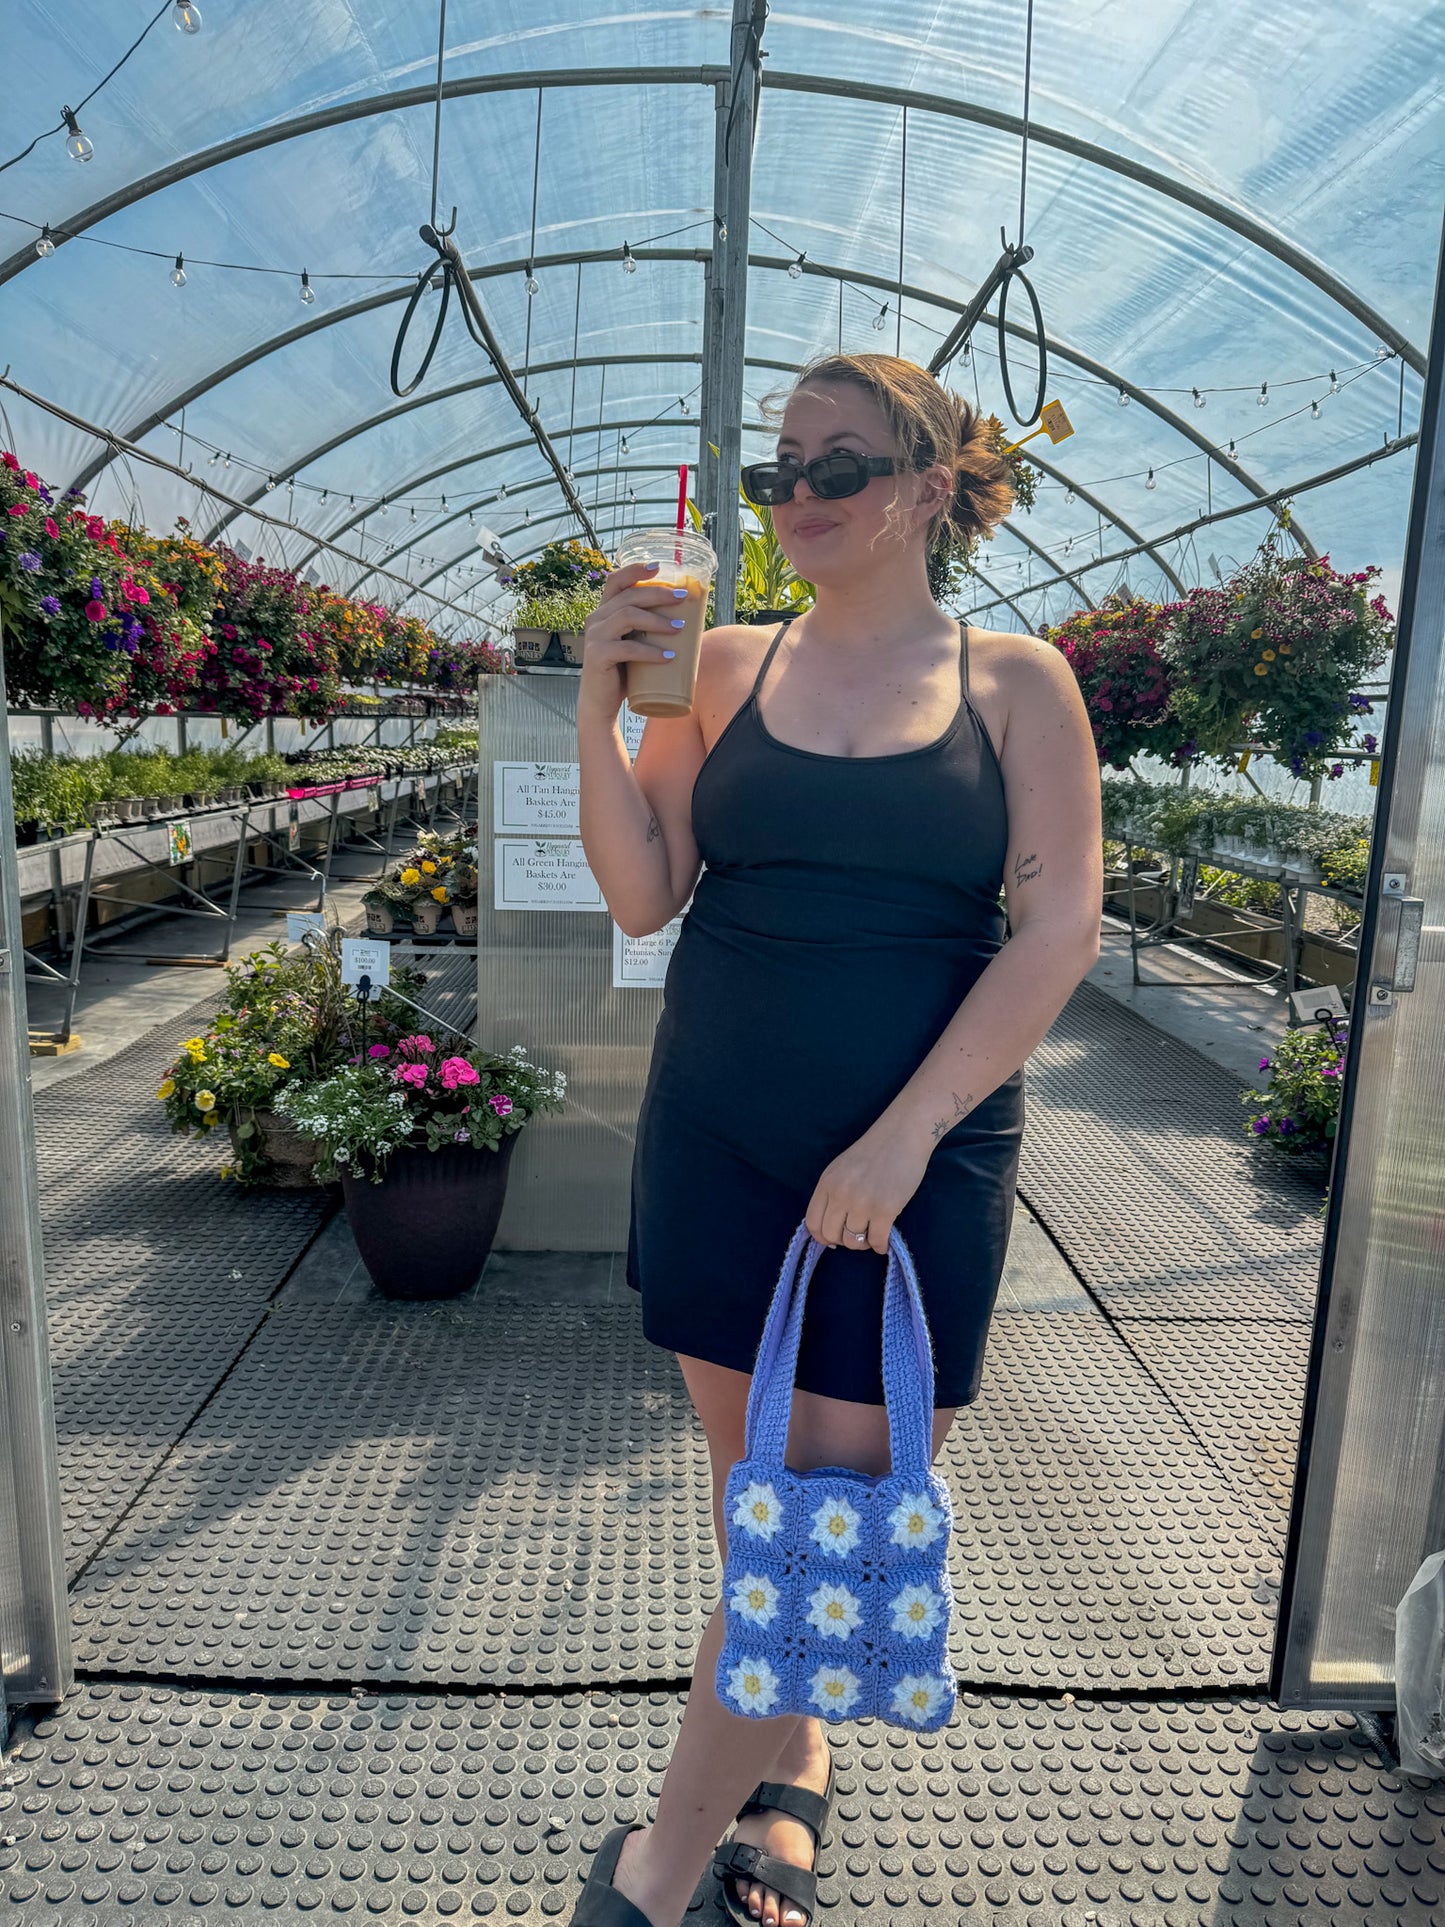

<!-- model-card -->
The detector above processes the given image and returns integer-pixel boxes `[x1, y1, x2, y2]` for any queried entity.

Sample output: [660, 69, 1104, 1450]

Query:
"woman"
[572, 353, 1102, 1927]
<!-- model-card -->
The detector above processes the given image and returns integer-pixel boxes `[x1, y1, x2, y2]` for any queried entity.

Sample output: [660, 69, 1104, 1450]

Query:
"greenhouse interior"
[1, 1, 1444, 1921]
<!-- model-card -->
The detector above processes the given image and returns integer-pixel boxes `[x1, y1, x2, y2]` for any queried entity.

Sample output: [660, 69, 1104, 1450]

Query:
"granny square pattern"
[715, 1221, 958, 1731]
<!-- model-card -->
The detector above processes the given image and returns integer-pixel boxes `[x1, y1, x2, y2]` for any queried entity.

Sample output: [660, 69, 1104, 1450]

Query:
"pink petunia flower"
[85, 598, 107, 621]
[1, 452, 17, 471]
[394, 1062, 429, 1087]
[439, 1057, 480, 1090]
[488, 1093, 514, 1116]
[6, 504, 26, 517]
[367, 1043, 391, 1059]
[396, 1034, 434, 1055]
[44, 517, 58, 538]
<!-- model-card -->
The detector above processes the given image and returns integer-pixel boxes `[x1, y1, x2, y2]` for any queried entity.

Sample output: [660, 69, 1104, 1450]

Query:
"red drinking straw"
[675, 463, 688, 566]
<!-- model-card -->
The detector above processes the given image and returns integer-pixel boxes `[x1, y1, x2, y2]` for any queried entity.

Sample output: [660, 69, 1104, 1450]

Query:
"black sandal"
[713, 1750, 836, 1927]
[568, 1821, 653, 1927]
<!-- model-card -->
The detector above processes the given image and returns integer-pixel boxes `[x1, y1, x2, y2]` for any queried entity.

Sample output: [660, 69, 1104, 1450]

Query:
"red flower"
[44, 516, 59, 538]
[85, 598, 107, 621]
[1, 452, 17, 471]
[6, 504, 26, 517]
[23, 471, 38, 488]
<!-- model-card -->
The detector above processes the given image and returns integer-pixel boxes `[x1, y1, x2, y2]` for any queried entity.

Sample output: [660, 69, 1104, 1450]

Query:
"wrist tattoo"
[929, 1090, 976, 1143]
[646, 814, 662, 843]
[1012, 850, 1043, 887]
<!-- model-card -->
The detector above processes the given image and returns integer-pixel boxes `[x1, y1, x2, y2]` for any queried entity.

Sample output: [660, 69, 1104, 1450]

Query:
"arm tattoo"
[1012, 849, 1043, 887]
[646, 814, 663, 843]
[929, 1091, 976, 1144]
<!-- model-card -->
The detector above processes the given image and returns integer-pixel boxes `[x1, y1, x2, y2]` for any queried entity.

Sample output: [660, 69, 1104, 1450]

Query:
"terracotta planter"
[410, 898, 444, 934]
[229, 1107, 325, 1188]
[342, 1135, 519, 1298]
[364, 900, 396, 935]
[450, 900, 479, 936]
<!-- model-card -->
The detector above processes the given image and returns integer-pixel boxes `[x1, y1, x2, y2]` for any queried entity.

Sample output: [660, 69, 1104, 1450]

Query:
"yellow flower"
[431, 886, 449, 902]
[268, 1053, 290, 1069]
[1250, 627, 1263, 639]
[1261, 649, 1276, 662]
[181, 1036, 206, 1053]
[400, 867, 421, 886]
[156, 1078, 176, 1100]
[195, 1089, 217, 1113]
[1254, 663, 1269, 676]
[421, 860, 437, 874]
[200, 1114, 218, 1131]
[1278, 642, 1292, 654]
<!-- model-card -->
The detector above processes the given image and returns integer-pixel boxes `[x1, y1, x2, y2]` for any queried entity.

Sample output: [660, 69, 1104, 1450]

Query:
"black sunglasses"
[740, 450, 900, 507]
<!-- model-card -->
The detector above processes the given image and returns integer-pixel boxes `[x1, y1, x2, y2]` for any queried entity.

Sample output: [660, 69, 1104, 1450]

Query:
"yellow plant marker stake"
[1000, 400, 1074, 454]
[1237, 749, 1252, 773]
[1370, 758, 1381, 786]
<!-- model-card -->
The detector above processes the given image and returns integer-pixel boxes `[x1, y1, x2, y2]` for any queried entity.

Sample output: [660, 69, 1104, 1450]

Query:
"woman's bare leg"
[606, 1355, 958, 1927]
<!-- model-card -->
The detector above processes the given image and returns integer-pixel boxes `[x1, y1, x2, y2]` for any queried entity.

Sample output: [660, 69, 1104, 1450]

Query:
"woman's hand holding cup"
[578, 562, 690, 724]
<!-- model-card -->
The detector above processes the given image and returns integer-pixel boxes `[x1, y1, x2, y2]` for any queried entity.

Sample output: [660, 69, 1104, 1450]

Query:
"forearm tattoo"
[1012, 850, 1043, 887]
[929, 1090, 976, 1144]
[646, 814, 662, 843]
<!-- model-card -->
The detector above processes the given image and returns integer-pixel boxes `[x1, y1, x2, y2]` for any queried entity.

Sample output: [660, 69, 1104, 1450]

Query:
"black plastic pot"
[341, 1134, 519, 1299]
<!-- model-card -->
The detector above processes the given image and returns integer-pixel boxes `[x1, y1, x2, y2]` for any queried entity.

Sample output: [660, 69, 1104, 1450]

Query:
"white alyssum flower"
[889, 1673, 951, 1726]
[807, 1582, 861, 1640]
[727, 1657, 780, 1715]
[733, 1481, 782, 1540]
[889, 1492, 944, 1550]
[809, 1495, 861, 1557]
[729, 1572, 781, 1627]
[807, 1664, 861, 1716]
[890, 1584, 944, 1639]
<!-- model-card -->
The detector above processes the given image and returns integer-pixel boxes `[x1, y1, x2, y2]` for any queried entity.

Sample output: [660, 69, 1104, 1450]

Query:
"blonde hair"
[763, 352, 1014, 551]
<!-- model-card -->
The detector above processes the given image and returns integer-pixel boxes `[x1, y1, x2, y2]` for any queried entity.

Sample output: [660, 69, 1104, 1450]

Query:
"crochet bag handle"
[744, 1221, 937, 1480]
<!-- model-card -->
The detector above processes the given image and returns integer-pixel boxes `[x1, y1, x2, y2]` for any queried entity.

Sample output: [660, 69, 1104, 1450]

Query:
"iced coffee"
[615, 529, 717, 718]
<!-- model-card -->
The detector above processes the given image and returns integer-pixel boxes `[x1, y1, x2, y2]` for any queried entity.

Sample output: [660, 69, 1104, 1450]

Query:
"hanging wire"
[1018, 0, 1035, 251]
[428, 0, 449, 233]
[521, 89, 543, 402]
[895, 106, 908, 358]
[568, 260, 582, 451]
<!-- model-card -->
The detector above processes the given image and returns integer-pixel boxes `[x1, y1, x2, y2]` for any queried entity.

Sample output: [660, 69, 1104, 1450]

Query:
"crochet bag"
[715, 1219, 958, 1731]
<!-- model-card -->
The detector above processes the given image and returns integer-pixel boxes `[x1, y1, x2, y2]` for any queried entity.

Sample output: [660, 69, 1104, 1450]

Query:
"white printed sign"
[493, 760, 581, 833]
[612, 916, 684, 987]
[340, 938, 393, 988]
[494, 838, 605, 910]
[620, 704, 647, 761]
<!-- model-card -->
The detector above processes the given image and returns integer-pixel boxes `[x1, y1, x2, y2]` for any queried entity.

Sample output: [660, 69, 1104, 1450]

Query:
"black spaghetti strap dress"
[624, 614, 1025, 1409]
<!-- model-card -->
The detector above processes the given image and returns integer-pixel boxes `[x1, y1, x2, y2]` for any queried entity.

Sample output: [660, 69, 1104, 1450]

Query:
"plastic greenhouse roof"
[0, 1, 1440, 637]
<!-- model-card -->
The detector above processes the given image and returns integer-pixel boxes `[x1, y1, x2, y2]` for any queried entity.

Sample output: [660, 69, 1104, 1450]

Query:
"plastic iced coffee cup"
[616, 529, 717, 718]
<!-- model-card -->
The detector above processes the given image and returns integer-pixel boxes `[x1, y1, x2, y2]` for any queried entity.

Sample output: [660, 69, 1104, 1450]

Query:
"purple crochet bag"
[714, 1219, 958, 1731]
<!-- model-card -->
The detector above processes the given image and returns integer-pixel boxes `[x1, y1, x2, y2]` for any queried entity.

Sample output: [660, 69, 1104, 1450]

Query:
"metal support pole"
[0, 618, 74, 1713]
[704, 0, 768, 625]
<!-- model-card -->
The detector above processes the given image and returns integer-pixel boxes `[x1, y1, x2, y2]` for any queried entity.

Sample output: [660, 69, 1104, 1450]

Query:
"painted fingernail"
[672, 586, 689, 598]
[670, 617, 686, 628]
[662, 649, 676, 659]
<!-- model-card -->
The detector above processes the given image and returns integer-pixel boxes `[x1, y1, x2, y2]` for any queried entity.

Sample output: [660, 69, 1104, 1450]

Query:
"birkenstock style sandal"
[568, 1821, 652, 1927]
[713, 1750, 836, 1927]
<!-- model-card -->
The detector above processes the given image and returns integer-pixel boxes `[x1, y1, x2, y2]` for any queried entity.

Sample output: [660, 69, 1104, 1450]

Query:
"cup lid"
[615, 527, 717, 570]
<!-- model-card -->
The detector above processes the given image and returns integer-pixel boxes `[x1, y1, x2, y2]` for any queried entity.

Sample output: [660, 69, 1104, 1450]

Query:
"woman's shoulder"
[965, 621, 1079, 760]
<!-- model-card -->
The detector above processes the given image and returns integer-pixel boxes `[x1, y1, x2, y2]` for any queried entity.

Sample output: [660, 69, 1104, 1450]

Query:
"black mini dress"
[625, 614, 1025, 1409]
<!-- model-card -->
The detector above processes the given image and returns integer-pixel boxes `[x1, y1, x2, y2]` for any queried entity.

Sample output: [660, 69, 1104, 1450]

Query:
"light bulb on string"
[1329, 369, 1340, 394]
[1116, 388, 1128, 407]
[1311, 399, 1321, 419]
[498, 482, 508, 498]
[1145, 468, 1156, 490]
[621, 242, 637, 274]
[320, 489, 328, 503]
[1064, 488, 1075, 506]
[265, 476, 276, 492]
[1191, 386, 1206, 409]
[208, 450, 217, 466]
[170, 253, 187, 288]
[872, 302, 889, 333]
[525, 265, 539, 297]
[678, 398, 687, 413]
[788, 252, 806, 280]
[299, 270, 315, 305]
[1375, 344, 1392, 360]
[62, 107, 92, 162]
[1257, 382, 1268, 407]
[620, 436, 629, 455]
[223, 452, 231, 468]
[1227, 440, 1237, 458]
[410, 505, 416, 521]
[172, 1, 202, 31]
[35, 224, 55, 258]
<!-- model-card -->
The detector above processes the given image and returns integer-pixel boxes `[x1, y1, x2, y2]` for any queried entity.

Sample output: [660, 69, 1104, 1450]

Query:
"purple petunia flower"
[40, 594, 60, 615]
[1321, 1064, 1339, 1078]
[1252, 1116, 1270, 1134]
[1259, 1057, 1272, 1072]
[1278, 1117, 1296, 1135]
[18, 550, 40, 571]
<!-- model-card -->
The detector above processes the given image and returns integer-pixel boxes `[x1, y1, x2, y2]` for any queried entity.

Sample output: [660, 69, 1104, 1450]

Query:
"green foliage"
[1100, 775, 1370, 874]
[737, 484, 815, 620]
[1197, 863, 1283, 913]
[1239, 1020, 1348, 1162]
[513, 584, 603, 632]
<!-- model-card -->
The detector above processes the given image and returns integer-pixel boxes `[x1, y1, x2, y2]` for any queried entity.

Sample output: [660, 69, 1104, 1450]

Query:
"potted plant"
[361, 876, 412, 935]
[444, 859, 479, 936]
[1239, 1015, 1348, 1177]
[506, 538, 611, 663]
[274, 1032, 567, 1297]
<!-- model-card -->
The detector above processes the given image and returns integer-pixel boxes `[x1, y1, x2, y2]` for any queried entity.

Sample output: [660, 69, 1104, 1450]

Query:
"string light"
[208, 449, 218, 466]
[872, 302, 889, 333]
[320, 489, 328, 503]
[1329, 369, 1340, 394]
[1064, 487, 1075, 505]
[34, 224, 55, 258]
[170, 252, 186, 287]
[620, 436, 629, 455]
[62, 107, 92, 162]
[172, 1, 202, 31]
[621, 242, 637, 274]
[1117, 388, 1129, 407]
[264, 475, 276, 492]
[1191, 386, 1206, 408]
[788, 252, 807, 280]
[525, 264, 539, 297]
[1257, 382, 1268, 407]
[299, 269, 315, 305]
[1311, 399, 1321, 419]
[1227, 439, 1237, 457]
[223, 452, 231, 468]
[1145, 467, 1157, 490]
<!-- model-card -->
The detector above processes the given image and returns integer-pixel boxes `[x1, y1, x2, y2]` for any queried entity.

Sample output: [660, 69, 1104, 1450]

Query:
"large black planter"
[341, 1135, 519, 1299]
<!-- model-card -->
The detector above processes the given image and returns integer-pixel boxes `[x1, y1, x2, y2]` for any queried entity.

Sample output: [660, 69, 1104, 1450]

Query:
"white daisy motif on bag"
[888, 1491, 944, 1549]
[809, 1495, 862, 1557]
[890, 1673, 951, 1726]
[890, 1583, 944, 1639]
[728, 1656, 781, 1715]
[807, 1664, 861, 1716]
[734, 1481, 782, 1540]
[730, 1572, 781, 1627]
[806, 1582, 861, 1640]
